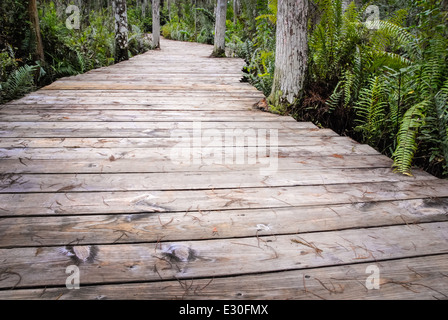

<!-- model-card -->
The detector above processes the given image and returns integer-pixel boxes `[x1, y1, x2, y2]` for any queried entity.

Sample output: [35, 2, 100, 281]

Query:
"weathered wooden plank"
[0, 132, 340, 148]
[0, 155, 390, 173]
[0, 147, 378, 164]
[13, 88, 262, 95]
[0, 168, 436, 194]
[0, 155, 392, 174]
[7, 96, 264, 106]
[33, 90, 263, 98]
[0, 222, 447, 289]
[0, 121, 317, 130]
[1, 198, 446, 248]
[2, 129, 343, 140]
[1, 103, 259, 111]
[1, 255, 447, 300]
[0, 179, 447, 217]
[0, 109, 296, 122]
[57, 75, 244, 82]
[43, 83, 261, 92]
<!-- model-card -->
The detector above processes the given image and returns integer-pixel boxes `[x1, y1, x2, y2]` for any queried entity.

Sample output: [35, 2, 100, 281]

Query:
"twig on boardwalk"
[153, 264, 163, 280]
[315, 277, 344, 294]
[194, 278, 214, 296]
[291, 237, 323, 258]
[256, 231, 279, 260]
[183, 206, 192, 217]
[102, 196, 110, 207]
[38, 287, 47, 298]
[407, 266, 423, 278]
[113, 230, 129, 243]
[158, 215, 173, 228]
[154, 235, 165, 253]
[64, 192, 75, 202]
[385, 280, 448, 298]
[0, 268, 22, 289]
[66, 236, 85, 246]
[176, 278, 194, 300]
[328, 206, 341, 217]
[152, 255, 174, 271]
[18, 158, 28, 167]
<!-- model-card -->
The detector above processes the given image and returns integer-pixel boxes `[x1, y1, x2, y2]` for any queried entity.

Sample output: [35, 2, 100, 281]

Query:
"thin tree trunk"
[28, 0, 45, 63]
[233, 0, 239, 25]
[269, 0, 309, 111]
[212, 0, 227, 57]
[112, 0, 129, 62]
[142, 0, 147, 17]
[152, 0, 161, 49]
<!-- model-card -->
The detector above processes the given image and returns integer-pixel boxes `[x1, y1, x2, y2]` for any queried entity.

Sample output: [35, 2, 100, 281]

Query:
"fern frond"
[371, 49, 413, 69]
[373, 20, 422, 61]
[392, 100, 430, 175]
[326, 81, 343, 112]
[354, 76, 389, 145]
[1, 65, 37, 100]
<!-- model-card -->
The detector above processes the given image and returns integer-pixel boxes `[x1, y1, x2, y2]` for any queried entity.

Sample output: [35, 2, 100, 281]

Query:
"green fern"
[422, 80, 448, 174]
[354, 76, 389, 145]
[392, 100, 429, 175]
[0, 65, 37, 102]
[371, 20, 421, 61]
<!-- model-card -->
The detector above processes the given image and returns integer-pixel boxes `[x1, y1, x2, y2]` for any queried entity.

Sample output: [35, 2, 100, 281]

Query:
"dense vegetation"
[0, 0, 152, 104]
[1, 0, 447, 178]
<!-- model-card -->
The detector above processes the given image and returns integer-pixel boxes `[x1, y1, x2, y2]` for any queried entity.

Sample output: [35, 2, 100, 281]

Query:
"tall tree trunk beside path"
[269, 0, 309, 113]
[113, 0, 129, 62]
[28, 0, 45, 64]
[212, 0, 228, 57]
[152, 0, 161, 49]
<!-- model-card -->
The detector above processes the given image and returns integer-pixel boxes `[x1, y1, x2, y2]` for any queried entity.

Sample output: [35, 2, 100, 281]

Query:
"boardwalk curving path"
[0, 39, 448, 300]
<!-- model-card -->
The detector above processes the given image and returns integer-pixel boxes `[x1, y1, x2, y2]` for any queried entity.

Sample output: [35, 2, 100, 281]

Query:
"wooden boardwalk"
[1, 38, 448, 300]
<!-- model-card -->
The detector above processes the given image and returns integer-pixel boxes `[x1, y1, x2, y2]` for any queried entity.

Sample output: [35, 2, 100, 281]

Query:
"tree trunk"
[28, 0, 45, 63]
[233, 0, 240, 25]
[212, 0, 227, 57]
[269, 0, 309, 112]
[152, 0, 161, 49]
[142, 0, 148, 17]
[112, 0, 129, 62]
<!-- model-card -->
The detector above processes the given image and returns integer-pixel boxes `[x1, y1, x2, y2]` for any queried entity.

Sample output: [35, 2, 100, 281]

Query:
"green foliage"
[393, 101, 428, 175]
[240, 16, 276, 96]
[354, 76, 389, 146]
[256, 0, 278, 24]
[0, 0, 151, 104]
[39, 3, 119, 77]
[161, 4, 216, 44]
[1, 65, 37, 103]
[304, 0, 448, 177]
